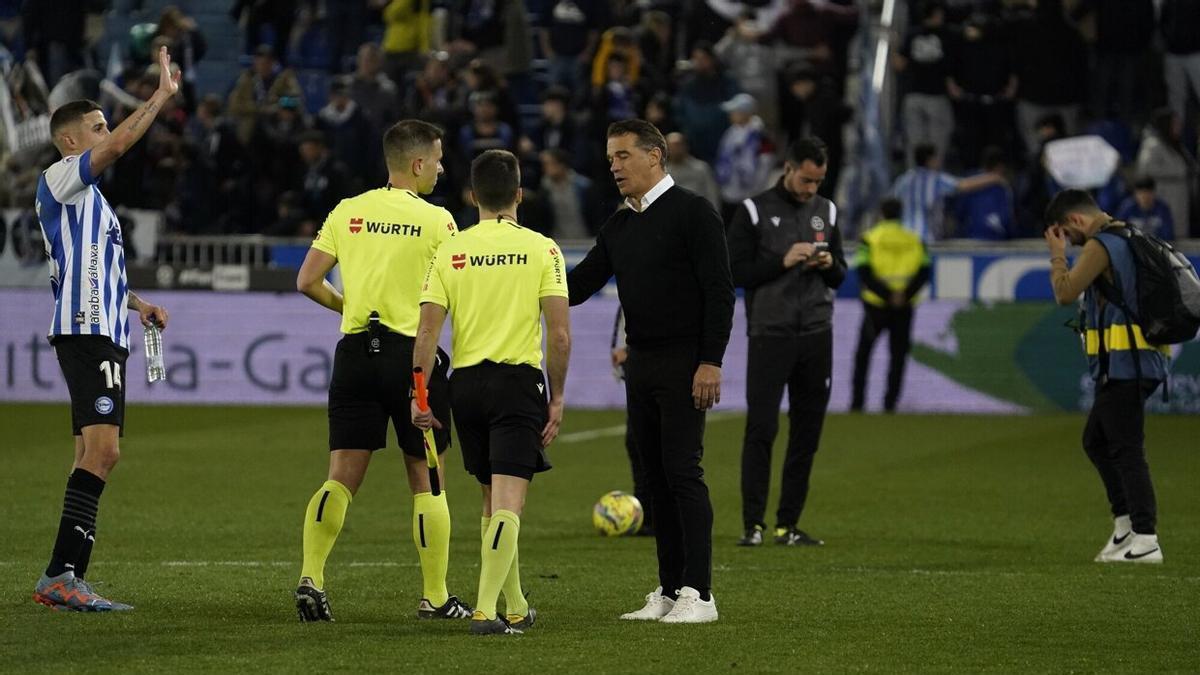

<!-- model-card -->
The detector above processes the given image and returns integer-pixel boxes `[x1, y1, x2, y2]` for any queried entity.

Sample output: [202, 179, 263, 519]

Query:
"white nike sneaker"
[1117, 533, 1163, 564]
[659, 586, 718, 624]
[1094, 515, 1133, 562]
[619, 586, 675, 621]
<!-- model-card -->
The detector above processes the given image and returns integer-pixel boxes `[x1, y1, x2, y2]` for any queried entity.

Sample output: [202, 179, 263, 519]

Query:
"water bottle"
[144, 324, 166, 383]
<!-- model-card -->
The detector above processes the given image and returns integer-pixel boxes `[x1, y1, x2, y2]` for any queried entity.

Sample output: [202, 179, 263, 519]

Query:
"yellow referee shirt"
[420, 218, 568, 369]
[311, 187, 457, 335]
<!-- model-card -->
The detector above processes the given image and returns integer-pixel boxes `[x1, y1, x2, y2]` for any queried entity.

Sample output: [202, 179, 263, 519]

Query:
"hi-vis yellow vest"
[855, 220, 928, 308]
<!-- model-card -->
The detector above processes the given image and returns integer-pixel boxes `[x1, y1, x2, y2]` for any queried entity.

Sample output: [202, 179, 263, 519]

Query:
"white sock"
[1113, 515, 1131, 536]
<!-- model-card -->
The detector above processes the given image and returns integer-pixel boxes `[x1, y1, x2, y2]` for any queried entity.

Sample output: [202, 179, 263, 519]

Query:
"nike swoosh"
[1112, 533, 1131, 546]
[1124, 548, 1160, 560]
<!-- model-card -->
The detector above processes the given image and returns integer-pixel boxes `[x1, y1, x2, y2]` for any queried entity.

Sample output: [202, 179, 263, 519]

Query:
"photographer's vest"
[1083, 230, 1169, 382]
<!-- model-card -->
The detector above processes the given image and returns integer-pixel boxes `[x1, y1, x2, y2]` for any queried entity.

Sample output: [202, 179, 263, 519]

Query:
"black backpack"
[1097, 223, 1200, 346]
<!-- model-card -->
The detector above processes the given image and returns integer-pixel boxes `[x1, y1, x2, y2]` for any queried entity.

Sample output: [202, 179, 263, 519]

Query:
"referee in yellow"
[294, 120, 471, 622]
[413, 149, 571, 635]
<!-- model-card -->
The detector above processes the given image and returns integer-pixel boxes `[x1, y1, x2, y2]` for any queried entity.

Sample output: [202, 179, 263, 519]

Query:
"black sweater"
[567, 185, 735, 366]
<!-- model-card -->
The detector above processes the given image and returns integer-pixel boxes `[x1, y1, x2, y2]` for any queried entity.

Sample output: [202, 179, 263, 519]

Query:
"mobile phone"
[813, 241, 829, 252]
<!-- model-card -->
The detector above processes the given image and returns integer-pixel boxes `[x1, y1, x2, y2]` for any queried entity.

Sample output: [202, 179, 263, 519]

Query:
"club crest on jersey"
[349, 217, 363, 234]
[95, 396, 114, 415]
[451, 253, 467, 270]
[810, 216, 825, 231]
[770, 216, 781, 227]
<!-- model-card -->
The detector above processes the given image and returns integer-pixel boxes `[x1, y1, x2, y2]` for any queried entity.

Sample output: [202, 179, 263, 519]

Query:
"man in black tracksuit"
[726, 137, 847, 547]
[570, 119, 734, 624]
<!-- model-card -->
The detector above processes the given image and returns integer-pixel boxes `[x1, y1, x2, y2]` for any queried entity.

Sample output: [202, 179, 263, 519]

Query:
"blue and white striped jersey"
[35, 149, 131, 350]
[890, 167, 959, 242]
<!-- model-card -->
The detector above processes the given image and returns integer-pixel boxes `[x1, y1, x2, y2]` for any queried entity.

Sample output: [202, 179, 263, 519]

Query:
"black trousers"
[851, 304, 914, 412]
[623, 414, 654, 529]
[1082, 379, 1161, 534]
[740, 331, 832, 531]
[624, 344, 712, 595]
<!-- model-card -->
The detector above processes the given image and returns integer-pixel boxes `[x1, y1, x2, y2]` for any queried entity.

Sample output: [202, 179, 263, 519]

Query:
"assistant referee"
[413, 149, 571, 635]
[294, 119, 470, 623]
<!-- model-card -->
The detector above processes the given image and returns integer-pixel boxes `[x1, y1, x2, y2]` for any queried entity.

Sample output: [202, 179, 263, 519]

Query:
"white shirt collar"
[626, 174, 674, 212]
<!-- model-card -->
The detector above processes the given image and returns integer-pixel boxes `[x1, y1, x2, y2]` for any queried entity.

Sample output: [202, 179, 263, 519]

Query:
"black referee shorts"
[450, 362, 550, 484]
[328, 331, 451, 456]
[52, 335, 128, 436]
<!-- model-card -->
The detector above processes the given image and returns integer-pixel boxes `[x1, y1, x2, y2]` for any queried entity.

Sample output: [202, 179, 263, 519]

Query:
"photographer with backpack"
[1043, 189, 1200, 565]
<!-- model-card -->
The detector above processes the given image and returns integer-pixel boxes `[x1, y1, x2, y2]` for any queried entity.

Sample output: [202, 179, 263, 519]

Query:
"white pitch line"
[558, 412, 736, 443]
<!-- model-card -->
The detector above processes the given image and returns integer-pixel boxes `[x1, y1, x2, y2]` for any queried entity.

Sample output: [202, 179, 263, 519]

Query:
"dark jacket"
[727, 181, 847, 336]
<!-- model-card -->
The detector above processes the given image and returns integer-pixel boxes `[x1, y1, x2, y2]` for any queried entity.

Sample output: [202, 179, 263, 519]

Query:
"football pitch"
[1, 404, 1197, 673]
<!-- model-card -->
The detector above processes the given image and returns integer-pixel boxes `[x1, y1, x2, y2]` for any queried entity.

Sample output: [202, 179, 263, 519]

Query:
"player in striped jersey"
[31, 46, 177, 612]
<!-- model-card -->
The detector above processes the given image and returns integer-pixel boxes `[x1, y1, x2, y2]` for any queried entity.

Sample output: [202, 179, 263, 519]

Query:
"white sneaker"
[1094, 515, 1133, 562]
[619, 586, 674, 621]
[1116, 533, 1163, 564]
[659, 586, 718, 624]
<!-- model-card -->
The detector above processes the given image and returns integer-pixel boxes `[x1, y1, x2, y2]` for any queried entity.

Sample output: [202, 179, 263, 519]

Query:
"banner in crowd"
[3, 290, 1196, 413]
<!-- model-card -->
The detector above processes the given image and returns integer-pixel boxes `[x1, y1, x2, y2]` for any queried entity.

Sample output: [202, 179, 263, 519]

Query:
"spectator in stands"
[1135, 108, 1195, 239]
[780, 65, 850, 199]
[458, 91, 516, 165]
[231, 0, 297, 62]
[1115, 177, 1176, 241]
[1160, 0, 1200, 128]
[318, 77, 378, 187]
[19, 0, 87, 85]
[666, 132, 721, 210]
[1071, 0, 1155, 126]
[636, 10, 675, 96]
[538, 0, 604, 92]
[462, 59, 521, 134]
[382, 0, 433, 83]
[951, 147, 1015, 239]
[674, 41, 739, 164]
[890, 143, 1006, 241]
[893, 1, 953, 167]
[247, 94, 310, 231]
[1011, 0, 1087, 158]
[153, 6, 207, 113]
[349, 42, 401, 138]
[518, 85, 583, 186]
[590, 53, 639, 136]
[716, 10, 779, 134]
[538, 147, 601, 240]
[714, 93, 774, 222]
[403, 52, 466, 132]
[946, 12, 1018, 170]
[184, 95, 248, 230]
[297, 129, 356, 223]
[264, 190, 314, 237]
[227, 44, 303, 145]
[590, 27, 641, 96]
[763, 0, 859, 83]
[643, 92, 677, 137]
[450, 0, 532, 77]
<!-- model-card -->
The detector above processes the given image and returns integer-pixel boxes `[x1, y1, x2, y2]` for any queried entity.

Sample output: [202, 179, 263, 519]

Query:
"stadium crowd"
[0, 0, 1197, 242]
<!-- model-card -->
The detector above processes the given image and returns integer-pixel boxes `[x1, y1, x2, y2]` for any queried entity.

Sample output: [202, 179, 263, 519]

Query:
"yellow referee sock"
[476, 510, 520, 620]
[413, 491, 451, 607]
[300, 480, 352, 590]
[482, 515, 529, 617]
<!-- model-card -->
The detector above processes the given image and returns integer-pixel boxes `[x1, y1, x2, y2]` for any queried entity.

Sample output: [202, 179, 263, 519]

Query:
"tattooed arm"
[88, 45, 181, 177]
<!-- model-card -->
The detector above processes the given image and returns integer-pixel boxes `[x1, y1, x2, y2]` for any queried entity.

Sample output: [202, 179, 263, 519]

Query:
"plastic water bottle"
[144, 324, 166, 383]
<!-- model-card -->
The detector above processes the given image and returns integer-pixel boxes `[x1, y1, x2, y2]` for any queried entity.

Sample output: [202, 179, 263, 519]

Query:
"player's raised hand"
[157, 45, 181, 96]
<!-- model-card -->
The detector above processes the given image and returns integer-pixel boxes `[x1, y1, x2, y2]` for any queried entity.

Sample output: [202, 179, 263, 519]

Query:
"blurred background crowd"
[0, 0, 1196, 244]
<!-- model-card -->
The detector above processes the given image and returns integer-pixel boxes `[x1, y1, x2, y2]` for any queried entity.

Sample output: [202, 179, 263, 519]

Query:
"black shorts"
[328, 331, 452, 456]
[450, 362, 550, 483]
[52, 335, 128, 436]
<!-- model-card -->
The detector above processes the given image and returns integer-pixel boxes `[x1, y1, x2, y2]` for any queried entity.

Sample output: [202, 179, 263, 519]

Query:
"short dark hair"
[607, 119, 669, 163]
[980, 145, 1006, 170]
[1043, 189, 1099, 230]
[913, 143, 938, 167]
[1133, 175, 1157, 191]
[383, 119, 443, 172]
[542, 147, 572, 168]
[880, 198, 902, 220]
[50, 99, 103, 138]
[471, 149, 521, 211]
[541, 86, 570, 104]
[786, 136, 828, 167]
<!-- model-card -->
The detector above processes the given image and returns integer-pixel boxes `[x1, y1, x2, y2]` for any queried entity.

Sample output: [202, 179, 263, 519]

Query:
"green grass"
[1, 405, 1197, 673]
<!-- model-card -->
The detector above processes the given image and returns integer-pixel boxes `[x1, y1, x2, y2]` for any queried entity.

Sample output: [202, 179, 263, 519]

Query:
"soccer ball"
[592, 490, 644, 536]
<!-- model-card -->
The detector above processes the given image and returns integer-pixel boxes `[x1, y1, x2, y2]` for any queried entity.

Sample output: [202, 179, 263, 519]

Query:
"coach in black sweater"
[569, 119, 734, 624]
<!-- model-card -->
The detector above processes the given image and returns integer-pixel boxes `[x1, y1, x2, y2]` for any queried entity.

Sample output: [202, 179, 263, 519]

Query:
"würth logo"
[451, 253, 467, 269]
[349, 217, 363, 234]
[471, 253, 528, 266]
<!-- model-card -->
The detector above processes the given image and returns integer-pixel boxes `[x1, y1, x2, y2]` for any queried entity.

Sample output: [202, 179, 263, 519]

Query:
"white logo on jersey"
[770, 216, 781, 227]
[95, 396, 114, 414]
[810, 216, 825, 231]
[536, 383, 544, 394]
